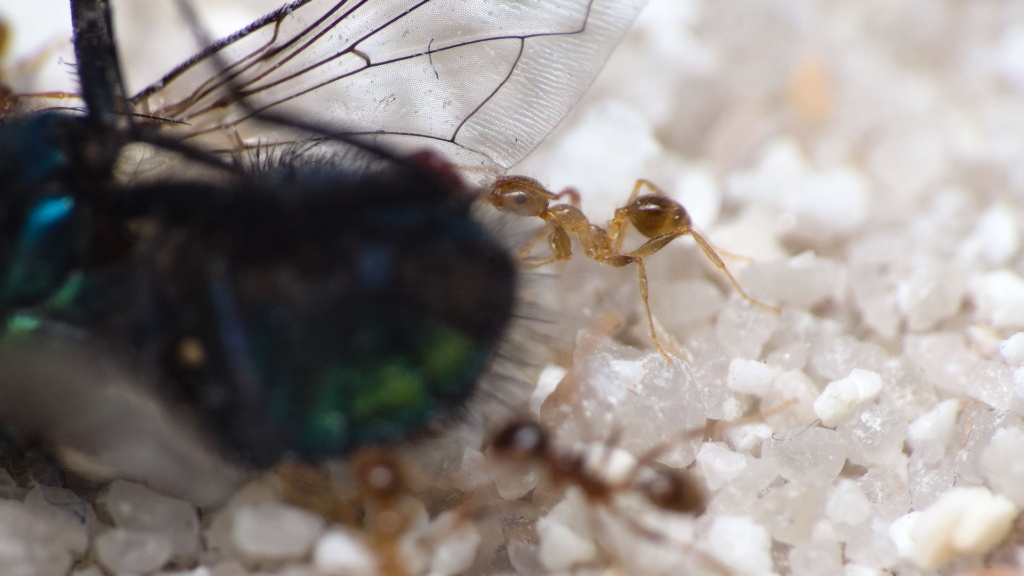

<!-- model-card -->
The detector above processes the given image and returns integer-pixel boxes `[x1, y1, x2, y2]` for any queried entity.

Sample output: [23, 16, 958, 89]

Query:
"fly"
[0, 0, 648, 506]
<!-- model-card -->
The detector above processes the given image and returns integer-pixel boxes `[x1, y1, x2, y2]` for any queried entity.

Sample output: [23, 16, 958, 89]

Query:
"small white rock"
[696, 442, 749, 491]
[231, 503, 325, 562]
[313, 529, 377, 576]
[23, 486, 90, 556]
[813, 369, 883, 427]
[727, 358, 780, 396]
[889, 512, 920, 559]
[1000, 332, 1024, 365]
[909, 486, 1019, 569]
[100, 480, 200, 562]
[704, 515, 774, 574]
[531, 364, 567, 416]
[906, 399, 961, 450]
[536, 516, 596, 571]
[762, 426, 848, 483]
[430, 516, 482, 575]
[972, 270, 1024, 328]
[0, 500, 75, 576]
[451, 448, 490, 493]
[94, 528, 174, 575]
[826, 479, 872, 525]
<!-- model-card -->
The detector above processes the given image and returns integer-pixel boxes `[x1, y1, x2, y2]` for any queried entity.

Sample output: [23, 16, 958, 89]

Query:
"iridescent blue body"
[0, 0, 517, 485]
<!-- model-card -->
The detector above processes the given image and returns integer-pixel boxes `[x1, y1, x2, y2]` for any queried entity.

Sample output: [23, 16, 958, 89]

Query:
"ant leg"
[608, 179, 652, 252]
[687, 229, 779, 314]
[599, 234, 677, 362]
[515, 221, 557, 261]
[635, 258, 671, 362]
[518, 222, 573, 268]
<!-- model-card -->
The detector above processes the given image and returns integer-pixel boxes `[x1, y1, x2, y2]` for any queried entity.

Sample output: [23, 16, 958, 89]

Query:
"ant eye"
[498, 190, 544, 216]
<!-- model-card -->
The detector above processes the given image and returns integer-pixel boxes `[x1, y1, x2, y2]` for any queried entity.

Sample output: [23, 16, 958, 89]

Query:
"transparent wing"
[129, 0, 647, 170]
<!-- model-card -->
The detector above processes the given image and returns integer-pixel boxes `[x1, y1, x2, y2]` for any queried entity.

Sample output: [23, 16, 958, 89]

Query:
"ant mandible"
[487, 176, 779, 361]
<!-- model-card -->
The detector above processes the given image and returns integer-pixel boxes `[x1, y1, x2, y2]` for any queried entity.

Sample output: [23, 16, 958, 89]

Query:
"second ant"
[486, 175, 779, 360]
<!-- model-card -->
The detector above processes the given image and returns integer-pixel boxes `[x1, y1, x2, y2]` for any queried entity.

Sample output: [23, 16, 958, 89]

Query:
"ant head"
[352, 449, 406, 501]
[490, 420, 549, 462]
[628, 194, 691, 238]
[488, 176, 553, 217]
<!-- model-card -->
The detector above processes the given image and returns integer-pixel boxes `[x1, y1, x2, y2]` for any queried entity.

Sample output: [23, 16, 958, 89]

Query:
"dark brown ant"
[488, 175, 779, 361]
[488, 419, 705, 527]
[485, 419, 739, 574]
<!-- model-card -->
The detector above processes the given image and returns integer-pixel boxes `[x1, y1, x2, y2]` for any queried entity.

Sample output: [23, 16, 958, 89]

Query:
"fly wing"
[129, 0, 647, 170]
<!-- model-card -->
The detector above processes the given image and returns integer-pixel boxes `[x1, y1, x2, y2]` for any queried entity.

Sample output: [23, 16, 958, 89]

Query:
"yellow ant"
[487, 175, 779, 360]
[274, 451, 479, 576]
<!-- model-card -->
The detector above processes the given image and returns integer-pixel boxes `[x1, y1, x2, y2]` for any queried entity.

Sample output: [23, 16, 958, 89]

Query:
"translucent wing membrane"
[130, 0, 646, 169]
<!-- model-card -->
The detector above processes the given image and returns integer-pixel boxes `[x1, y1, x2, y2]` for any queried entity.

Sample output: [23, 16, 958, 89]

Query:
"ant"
[274, 450, 479, 576]
[487, 418, 726, 573]
[487, 175, 779, 361]
[489, 419, 705, 518]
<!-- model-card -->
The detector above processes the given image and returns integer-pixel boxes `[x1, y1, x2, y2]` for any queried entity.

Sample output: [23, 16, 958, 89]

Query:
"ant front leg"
[608, 179, 665, 253]
[609, 240, 677, 362]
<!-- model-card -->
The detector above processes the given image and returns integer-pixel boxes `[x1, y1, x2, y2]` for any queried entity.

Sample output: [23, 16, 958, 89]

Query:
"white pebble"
[897, 257, 966, 332]
[826, 479, 872, 525]
[721, 422, 774, 453]
[762, 426, 847, 483]
[451, 448, 490, 493]
[100, 480, 200, 562]
[705, 515, 774, 574]
[430, 516, 482, 575]
[813, 369, 883, 427]
[789, 540, 842, 576]
[23, 486, 90, 556]
[980, 427, 1024, 506]
[531, 364, 567, 416]
[231, 503, 325, 562]
[727, 358, 780, 396]
[696, 442, 749, 491]
[909, 486, 1019, 569]
[94, 528, 174, 575]
[971, 270, 1024, 328]
[0, 501, 74, 576]
[1000, 332, 1024, 365]
[963, 203, 1021, 266]
[889, 512, 919, 559]
[313, 529, 377, 576]
[906, 399, 960, 451]
[537, 516, 596, 571]
[742, 251, 845, 309]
